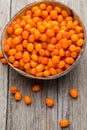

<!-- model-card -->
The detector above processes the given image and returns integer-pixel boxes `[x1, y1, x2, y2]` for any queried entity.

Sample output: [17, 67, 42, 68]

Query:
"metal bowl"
[1, 1, 86, 80]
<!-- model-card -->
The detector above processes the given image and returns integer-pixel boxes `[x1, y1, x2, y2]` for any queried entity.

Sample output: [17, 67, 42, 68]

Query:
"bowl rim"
[1, 0, 86, 80]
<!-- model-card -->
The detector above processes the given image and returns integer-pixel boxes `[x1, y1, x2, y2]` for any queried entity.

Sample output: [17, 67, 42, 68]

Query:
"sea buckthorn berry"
[69, 88, 78, 98]
[50, 68, 57, 75]
[31, 6, 39, 13]
[10, 86, 18, 94]
[69, 45, 76, 52]
[45, 97, 55, 107]
[16, 44, 23, 52]
[38, 25, 46, 33]
[47, 44, 55, 52]
[27, 43, 34, 52]
[75, 26, 83, 33]
[32, 85, 41, 92]
[24, 95, 32, 105]
[59, 48, 65, 57]
[71, 34, 78, 42]
[42, 10, 48, 18]
[39, 3, 46, 10]
[36, 72, 43, 77]
[58, 60, 65, 69]
[52, 56, 60, 64]
[57, 15, 63, 22]
[8, 55, 15, 63]
[22, 51, 30, 63]
[8, 49, 17, 56]
[7, 26, 13, 35]
[50, 10, 58, 19]
[13, 36, 21, 44]
[36, 64, 44, 73]
[71, 52, 78, 59]
[13, 61, 20, 68]
[22, 30, 29, 39]
[28, 34, 35, 42]
[40, 34, 47, 42]
[46, 5, 53, 12]
[30, 60, 38, 68]
[59, 119, 70, 128]
[61, 10, 69, 17]
[46, 29, 55, 38]
[14, 91, 22, 101]
[61, 38, 69, 49]
[76, 39, 84, 47]
[65, 57, 74, 64]
[0, 51, 4, 58]
[35, 43, 42, 52]
[55, 6, 61, 13]
[41, 57, 48, 65]
[14, 28, 23, 35]
[1, 58, 7, 64]
[3, 44, 10, 53]
[43, 70, 50, 77]
[31, 53, 38, 62]
[34, 9, 41, 17]
[15, 52, 22, 59]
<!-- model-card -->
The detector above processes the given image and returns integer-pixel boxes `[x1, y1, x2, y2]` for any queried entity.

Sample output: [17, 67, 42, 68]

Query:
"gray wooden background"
[0, 0, 87, 130]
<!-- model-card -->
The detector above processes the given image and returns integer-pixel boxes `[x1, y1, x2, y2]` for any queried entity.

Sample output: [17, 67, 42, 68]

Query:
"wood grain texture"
[0, 0, 86, 130]
[0, 0, 10, 130]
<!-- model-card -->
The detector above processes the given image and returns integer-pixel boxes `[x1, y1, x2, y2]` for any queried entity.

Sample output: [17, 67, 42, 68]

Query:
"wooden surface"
[0, 0, 87, 130]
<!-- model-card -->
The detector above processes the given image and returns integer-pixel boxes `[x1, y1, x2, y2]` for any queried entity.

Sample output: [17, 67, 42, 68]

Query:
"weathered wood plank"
[0, 0, 10, 130]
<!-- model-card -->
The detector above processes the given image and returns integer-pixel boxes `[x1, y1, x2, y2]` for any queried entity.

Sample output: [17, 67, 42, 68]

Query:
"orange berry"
[13, 61, 20, 68]
[22, 31, 29, 39]
[76, 46, 81, 53]
[0, 51, 4, 58]
[3, 44, 10, 53]
[31, 6, 39, 12]
[24, 63, 30, 70]
[42, 10, 48, 18]
[69, 88, 78, 98]
[16, 44, 23, 52]
[34, 9, 41, 17]
[22, 40, 28, 48]
[48, 59, 54, 68]
[43, 70, 50, 77]
[46, 29, 55, 38]
[38, 25, 46, 33]
[50, 68, 57, 75]
[20, 20, 26, 27]
[67, 21, 74, 29]
[35, 43, 42, 52]
[8, 55, 15, 63]
[24, 95, 32, 105]
[1, 58, 7, 64]
[71, 34, 78, 42]
[22, 51, 30, 63]
[39, 3, 46, 10]
[15, 52, 22, 59]
[45, 97, 55, 107]
[30, 60, 38, 68]
[61, 10, 69, 17]
[28, 34, 35, 42]
[27, 43, 34, 52]
[10, 86, 18, 94]
[59, 119, 70, 128]
[58, 60, 65, 69]
[76, 39, 84, 47]
[32, 85, 41, 92]
[14, 91, 22, 101]
[65, 50, 71, 57]
[36, 72, 43, 77]
[24, 24, 31, 31]
[59, 48, 65, 57]
[78, 33, 84, 39]
[61, 38, 69, 49]
[50, 10, 57, 19]
[8, 49, 17, 56]
[71, 52, 78, 59]
[56, 33, 62, 41]
[47, 44, 55, 52]
[52, 56, 60, 64]
[75, 26, 83, 33]
[40, 34, 47, 42]
[36, 64, 44, 72]
[7, 26, 13, 35]
[65, 57, 74, 64]
[46, 5, 53, 12]
[13, 36, 21, 44]
[41, 57, 48, 65]
[55, 6, 61, 13]
[57, 15, 63, 22]
[31, 53, 38, 62]
[14, 28, 23, 35]
[69, 45, 76, 52]
[33, 29, 41, 39]
[39, 49, 46, 56]
[51, 49, 59, 56]
[50, 37, 57, 44]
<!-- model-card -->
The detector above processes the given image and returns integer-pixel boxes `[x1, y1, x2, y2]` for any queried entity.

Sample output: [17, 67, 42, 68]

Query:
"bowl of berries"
[1, 1, 86, 80]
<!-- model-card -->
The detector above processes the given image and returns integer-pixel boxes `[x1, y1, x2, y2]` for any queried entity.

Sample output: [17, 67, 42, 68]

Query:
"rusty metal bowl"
[1, 1, 86, 80]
